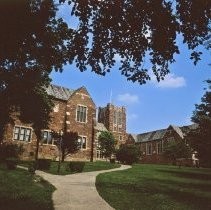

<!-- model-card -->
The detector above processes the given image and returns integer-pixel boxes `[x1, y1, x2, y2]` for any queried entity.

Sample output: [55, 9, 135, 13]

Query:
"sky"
[50, 3, 211, 134]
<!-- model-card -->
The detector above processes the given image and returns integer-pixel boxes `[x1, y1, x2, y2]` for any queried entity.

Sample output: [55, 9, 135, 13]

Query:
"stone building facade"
[127, 124, 197, 164]
[98, 103, 127, 146]
[3, 84, 96, 161]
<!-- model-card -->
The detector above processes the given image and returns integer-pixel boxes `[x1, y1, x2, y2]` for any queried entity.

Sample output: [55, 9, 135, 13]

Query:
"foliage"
[116, 144, 141, 165]
[20, 160, 120, 175]
[5, 158, 18, 170]
[52, 131, 79, 162]
[37, 159, 51, 170]
[0, 143, 24, 161]
[98, 131, 116, 159]
[0, 163, 55, 210]
[62, 132, 79, 161]
[163, 140, 191, 163]
[186, 80, 211, 167]
[59, 0, 210, 84]
[96, 164, 211, 210]
[68, 161, 85, 173]
[0, 0, 71, 154]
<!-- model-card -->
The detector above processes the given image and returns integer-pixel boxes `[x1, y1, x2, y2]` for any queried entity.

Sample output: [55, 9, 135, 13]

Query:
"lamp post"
[57, 129, 63, 174]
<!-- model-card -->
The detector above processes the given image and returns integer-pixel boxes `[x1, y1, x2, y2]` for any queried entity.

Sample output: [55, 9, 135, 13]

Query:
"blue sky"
[51, 3, 211, 134]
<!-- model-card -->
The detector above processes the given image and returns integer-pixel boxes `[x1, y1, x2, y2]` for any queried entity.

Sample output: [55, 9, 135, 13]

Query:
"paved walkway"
[35, 165, 131, 210]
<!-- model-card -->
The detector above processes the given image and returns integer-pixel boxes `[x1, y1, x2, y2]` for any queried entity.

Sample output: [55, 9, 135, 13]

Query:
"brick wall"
[3, 86, 96, 161]
[98, 103, 127, 146]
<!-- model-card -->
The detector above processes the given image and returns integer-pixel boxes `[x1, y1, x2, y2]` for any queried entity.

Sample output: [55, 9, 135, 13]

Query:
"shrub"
[116, 145, 141, 165]
[5, 157, 18, 170]
[68, 161, 85, 173]
[0, 143, 24, 161]
[37, 159, 51, 170]
[110, 158, 116, 164]
[28, 161, 37, 174]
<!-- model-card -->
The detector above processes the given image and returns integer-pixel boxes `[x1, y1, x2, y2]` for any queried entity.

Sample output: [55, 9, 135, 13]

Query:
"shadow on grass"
[156, 168, 211, 181]
[97, 176, 211, 210]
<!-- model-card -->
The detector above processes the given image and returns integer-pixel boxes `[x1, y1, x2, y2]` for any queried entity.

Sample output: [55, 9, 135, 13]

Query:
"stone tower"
[98, 103, 126, 146]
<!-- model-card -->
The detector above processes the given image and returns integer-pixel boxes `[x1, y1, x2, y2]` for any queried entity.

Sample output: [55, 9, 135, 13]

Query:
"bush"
[5, 158, 18, 170]
[68, 161, 85, 173]
[28, 161, 37, 174]
[0, 143, 24, 161]
[37, 159, 51, 170]
[110, 158, 116, 164]
[116, 145, 141, 165]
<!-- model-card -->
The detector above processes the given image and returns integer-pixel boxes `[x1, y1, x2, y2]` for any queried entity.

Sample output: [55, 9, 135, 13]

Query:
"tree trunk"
[34, 129, 41, 161]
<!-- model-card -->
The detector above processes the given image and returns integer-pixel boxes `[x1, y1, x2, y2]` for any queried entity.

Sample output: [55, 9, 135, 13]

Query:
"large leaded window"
[42, 130, 55, 145]
[13, 126, 32, 142]
[76, 105, 87, 123]
[157, 141, 163, 154]
[78, 136, 87, 149]
[146, 143, 152, 155]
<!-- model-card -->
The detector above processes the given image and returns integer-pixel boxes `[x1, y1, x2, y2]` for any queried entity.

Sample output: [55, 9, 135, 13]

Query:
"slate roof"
[135, 129, 167, 143]
[131, 124, 198, 143]
[46, 84, 75, 101]
[169, 125, 184, 139]
[94, 123, 108, 131]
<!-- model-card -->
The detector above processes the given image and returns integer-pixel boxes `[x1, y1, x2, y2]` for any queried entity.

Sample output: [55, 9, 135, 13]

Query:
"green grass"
[0, 163, 55, 210]
[20, 160, 120, 175]
[96, 164, 211, 210]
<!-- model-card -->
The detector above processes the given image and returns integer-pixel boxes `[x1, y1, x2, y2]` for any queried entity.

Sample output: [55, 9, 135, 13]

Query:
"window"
[113, 111, 123, 126]
[76, 105, 87, 123]
[113, 111, 117, 125]
[13, 126, 32, 142]
[146, 143, 152, 155]
[42, 130, 54, 145]
[113, 125, 117, 131]
[118, 112, 122, 125]
[119, 135, 123, 141]
[157, 141, 163, 154]
[78, 136, 87, 149]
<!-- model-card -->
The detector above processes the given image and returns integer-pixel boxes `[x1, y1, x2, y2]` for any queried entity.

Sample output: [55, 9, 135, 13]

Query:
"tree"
[61, 132, 79, 162]
[163, 140, 191, 164]
[59, 0, 210, 84]
[116, 144, 141, 165]
[186, 80, 211, 167]
[98, 131, 116, 160]
[0, 0, 71, 153]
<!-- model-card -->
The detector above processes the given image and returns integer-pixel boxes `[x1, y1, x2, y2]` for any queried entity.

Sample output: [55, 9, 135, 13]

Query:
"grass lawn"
[20, 160, 120, 175]
[96, 164, 211, 210]
[0, 163, 55, 210]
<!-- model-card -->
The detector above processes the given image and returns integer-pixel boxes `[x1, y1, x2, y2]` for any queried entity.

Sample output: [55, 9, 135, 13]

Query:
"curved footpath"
[36, 165, 131, 210]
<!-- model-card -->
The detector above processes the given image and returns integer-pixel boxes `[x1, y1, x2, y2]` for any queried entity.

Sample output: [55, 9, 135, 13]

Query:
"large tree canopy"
[59, 0, 211, 84]
[0, 0, 71, 141]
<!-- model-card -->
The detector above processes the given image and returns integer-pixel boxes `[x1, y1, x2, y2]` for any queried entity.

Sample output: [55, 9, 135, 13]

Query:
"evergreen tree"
[186, 80, 211, 167]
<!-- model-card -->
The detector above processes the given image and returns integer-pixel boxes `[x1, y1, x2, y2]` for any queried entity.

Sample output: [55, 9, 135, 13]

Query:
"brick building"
[127, 124, 197, 164]
[98, 103, 127, 146]
[2, 82, 197, 163]
[3, 84, 96, 160]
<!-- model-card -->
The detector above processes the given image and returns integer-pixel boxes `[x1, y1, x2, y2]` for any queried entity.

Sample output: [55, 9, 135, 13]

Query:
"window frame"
[78, 135, 87, 150]
[41, 130, 55, 146]
[13, 125, 32, 142]
[146, 142, 152, 155]
[76, 105, 88, 123]
[157, 140, 163, 154]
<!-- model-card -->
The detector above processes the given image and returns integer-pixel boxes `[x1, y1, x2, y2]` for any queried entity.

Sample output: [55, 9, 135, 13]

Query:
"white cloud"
[158, 74, 186, 88]
[117, 93, 139, 104]
[150, 71, 186, 88]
